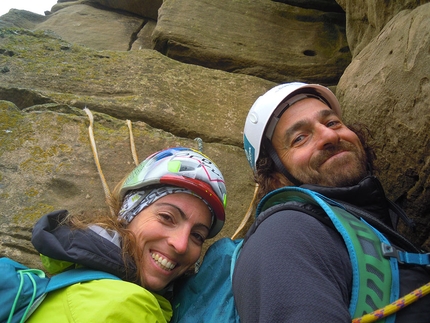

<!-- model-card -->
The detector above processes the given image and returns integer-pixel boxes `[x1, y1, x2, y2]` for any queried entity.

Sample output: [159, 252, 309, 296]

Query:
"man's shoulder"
[245, 199, 335, 241]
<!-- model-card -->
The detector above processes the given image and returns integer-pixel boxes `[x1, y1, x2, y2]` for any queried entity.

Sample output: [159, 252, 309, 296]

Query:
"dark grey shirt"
[232, 207, 430, 322]
[233, 209, 352, 322]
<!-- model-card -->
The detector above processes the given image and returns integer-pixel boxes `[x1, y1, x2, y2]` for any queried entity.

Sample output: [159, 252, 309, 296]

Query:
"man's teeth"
[152, 253, 176, 270]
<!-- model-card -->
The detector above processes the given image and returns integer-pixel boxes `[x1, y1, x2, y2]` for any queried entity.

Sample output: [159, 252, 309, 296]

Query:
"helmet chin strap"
[263, 137, 302, 187]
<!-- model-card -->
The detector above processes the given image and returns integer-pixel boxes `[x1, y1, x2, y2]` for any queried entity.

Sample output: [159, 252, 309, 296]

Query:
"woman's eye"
[191, 232, 205, 245]
[159, 213, 173, 223]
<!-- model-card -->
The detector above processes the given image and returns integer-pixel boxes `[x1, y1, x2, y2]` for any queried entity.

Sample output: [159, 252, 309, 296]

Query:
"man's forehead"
[266, 95, 323, 140]
[280, 98, 336, 126]
[272, 101, 338, 140]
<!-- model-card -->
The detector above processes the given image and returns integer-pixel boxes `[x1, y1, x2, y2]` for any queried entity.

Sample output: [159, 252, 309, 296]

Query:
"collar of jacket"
[31, 210, 138, 283]
[301, 175, 392, 226]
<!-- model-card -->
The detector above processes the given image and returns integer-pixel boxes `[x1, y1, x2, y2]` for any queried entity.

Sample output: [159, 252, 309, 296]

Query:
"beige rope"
[231, 183, 259, 239]
[126, 120, 139, 166]
[83, 107, 115, 216]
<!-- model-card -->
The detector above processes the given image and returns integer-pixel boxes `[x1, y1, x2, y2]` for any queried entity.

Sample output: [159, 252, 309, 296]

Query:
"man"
[233, 82, 430, 322]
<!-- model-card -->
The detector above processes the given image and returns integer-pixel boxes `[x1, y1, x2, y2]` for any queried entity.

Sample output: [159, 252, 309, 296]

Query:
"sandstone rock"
[0, 9, 48, 30]
[153, 0, 350, 84]
[86, 0, 162, 20]
[0, 101, 255, 267]
[0, 28, 275, 147]
[337, 3, 430, 249]
[34, 4, 145, 51]
[336, 0, 428, 57]
[1, 0, 351, 85]
[273, 0, 344, 13]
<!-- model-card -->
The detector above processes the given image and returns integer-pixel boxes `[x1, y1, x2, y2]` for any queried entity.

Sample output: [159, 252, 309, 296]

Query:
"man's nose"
[315, 124, 340, 149]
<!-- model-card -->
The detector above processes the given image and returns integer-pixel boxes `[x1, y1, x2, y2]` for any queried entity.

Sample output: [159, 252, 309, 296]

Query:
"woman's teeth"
[152, 253, 176, 270]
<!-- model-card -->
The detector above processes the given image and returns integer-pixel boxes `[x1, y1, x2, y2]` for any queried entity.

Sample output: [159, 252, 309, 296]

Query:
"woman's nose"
[168, 228, 189, 254]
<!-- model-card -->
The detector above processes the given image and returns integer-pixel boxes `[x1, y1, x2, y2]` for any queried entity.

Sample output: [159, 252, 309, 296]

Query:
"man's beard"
[290, 141, 368, 188]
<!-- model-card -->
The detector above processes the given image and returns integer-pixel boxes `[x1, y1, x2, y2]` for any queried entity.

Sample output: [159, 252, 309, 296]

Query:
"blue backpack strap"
[25, 268, 120, 321]
[0, 257, 121, 323]
[1, 258, 50, 323]
[381, 244, 430, 266]
[257, 187, 399, 322]
[46, 268, 120, 293]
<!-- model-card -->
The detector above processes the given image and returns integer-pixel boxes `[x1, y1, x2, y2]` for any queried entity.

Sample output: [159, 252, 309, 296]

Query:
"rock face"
[336, 0, 429, 57]
[337, 4, 430, 246]
[152, 0, 350, 84]
[0, 0, 429, 267]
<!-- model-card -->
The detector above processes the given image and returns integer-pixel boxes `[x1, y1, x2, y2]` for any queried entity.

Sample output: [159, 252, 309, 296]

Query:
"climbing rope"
[126, 120, 139, 166]
[352, 282, 430, 323]
[84, 108, 141, 215]
[231, 183, 259, 239]
[84, 107, 114, 216]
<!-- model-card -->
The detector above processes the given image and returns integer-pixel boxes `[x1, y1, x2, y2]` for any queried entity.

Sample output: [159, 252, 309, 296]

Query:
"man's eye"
[326, 120, 340, 127]
[292, 135, 305, 145]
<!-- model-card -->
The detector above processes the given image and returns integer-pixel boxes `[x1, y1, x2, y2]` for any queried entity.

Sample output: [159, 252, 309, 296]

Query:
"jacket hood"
[31, 210, 138, 282]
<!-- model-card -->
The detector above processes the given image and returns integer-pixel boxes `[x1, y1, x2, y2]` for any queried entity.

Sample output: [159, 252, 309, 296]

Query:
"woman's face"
[127, 193, 212, 291]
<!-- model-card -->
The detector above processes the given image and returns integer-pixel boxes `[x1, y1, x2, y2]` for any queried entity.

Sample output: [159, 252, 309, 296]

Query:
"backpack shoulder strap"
[26, 268, 121, 321]
[334, 199, 421, 253]
[1, 258, 121, 323]
[46, 268, 120, 293]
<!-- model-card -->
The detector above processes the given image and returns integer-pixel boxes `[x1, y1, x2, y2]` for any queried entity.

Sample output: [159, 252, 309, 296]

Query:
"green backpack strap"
[257, 187, 398, 322]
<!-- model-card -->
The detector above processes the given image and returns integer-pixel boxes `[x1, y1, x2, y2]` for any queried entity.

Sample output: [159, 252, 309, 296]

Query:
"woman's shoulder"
[28, 279, 172, 323]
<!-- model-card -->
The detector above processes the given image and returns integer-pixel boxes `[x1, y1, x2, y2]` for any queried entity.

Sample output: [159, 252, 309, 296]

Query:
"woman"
[27, 147, 227, 322]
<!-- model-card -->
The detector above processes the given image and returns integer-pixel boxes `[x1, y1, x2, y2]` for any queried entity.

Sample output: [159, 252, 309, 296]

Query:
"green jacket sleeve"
[27, 279, 173, 323]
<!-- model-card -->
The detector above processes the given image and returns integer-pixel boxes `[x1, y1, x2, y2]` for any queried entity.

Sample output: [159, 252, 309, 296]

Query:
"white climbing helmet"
[243, 82, 341, 171]
[120, 147, 227, 238]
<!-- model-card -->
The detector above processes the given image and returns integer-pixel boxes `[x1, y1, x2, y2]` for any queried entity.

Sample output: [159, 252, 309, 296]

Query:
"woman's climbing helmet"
[243, 82, 342, 171]
[119, 147, 227, 238]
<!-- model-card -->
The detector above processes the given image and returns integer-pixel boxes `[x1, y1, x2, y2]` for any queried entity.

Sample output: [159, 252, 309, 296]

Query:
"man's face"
[271, 98, 368, 187]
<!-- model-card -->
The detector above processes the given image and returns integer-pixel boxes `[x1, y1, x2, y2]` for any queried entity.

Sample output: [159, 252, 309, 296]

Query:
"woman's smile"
[128, 193, 212, 291]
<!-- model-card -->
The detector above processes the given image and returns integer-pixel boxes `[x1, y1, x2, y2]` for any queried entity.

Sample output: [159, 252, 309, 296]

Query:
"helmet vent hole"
[303, 50, 316, 56]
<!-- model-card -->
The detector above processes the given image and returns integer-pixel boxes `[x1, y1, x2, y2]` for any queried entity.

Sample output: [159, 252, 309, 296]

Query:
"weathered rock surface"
[0, 100, 255, 268]
[336, 0, 429, 57]
[0, 29, 274, 147]
[34, 4, 146, 51]
[2, 0, 351, 85]
[337, 4, 430, 247]
[153, 0, 350, 84]
[85, 0, 162, 20]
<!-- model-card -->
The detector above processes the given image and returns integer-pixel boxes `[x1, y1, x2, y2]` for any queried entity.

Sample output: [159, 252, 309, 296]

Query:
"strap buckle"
[381, 243, 404, 264]
[382, 243, 430, 266]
